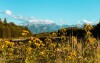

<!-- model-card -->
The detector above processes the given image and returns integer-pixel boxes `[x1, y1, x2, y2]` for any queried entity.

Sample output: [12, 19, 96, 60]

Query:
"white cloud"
[42, 19, 54, 24]
[5, 10, 12, 15]
[11, 15, 29, 21]
[0, 10, 13, 17]
[77, 20, 99, 25]
[0, 10, 55, 24]
[29, 19, 38, 23]
[82, 20, 93, 24]
[0, 10, 26, 21]
[29, 19, 54, 24]
[17, 15, 27, 21]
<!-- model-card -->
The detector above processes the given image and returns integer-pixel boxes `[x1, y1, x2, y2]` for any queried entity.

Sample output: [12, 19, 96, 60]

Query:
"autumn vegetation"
[0, 18, 100, 63]
[0, 18, 32, 38]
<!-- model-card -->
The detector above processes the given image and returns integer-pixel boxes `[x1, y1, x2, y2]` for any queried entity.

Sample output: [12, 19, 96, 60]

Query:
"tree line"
[35, 21, 100, 40]
[0, 18, 32, 38]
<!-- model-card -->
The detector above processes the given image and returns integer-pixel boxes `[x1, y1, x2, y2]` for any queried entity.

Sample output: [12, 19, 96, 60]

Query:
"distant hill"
[0, 18, 32, 38]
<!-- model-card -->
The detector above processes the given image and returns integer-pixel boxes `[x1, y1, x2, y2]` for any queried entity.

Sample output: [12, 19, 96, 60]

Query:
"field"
[0, 24, 100, 63]
[0, 32, 100, 63]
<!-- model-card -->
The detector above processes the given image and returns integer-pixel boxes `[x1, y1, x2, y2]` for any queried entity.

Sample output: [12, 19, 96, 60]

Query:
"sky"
[0, 0, 100, 25]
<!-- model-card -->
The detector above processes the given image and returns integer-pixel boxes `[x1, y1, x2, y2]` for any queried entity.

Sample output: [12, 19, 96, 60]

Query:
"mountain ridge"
[25, 22, 84, 34]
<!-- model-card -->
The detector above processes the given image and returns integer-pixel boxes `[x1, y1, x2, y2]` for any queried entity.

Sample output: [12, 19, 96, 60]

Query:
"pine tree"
[3, 18, 7, 26]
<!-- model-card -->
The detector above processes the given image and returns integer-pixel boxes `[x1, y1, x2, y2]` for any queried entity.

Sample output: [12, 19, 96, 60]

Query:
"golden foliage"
[21, 30, 29, 36]
[67, 50, 77, 60]
[0, 30, 99, 63]
[86, 31, 92, 36]
[86, 37, 96, 44]
[83, 24, 93, 31]
[44, 38, 52, 44]
[71, 36, 77, 45]
[22, 30, 29, 33]
[51, 32, 57, 37]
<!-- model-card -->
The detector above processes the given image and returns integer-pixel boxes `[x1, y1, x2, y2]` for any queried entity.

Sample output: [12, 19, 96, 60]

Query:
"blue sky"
[0, 0, 100, 25]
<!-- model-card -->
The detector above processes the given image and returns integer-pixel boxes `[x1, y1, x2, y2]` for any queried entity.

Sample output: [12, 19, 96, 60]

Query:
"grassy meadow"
[0, 24, 100, 63]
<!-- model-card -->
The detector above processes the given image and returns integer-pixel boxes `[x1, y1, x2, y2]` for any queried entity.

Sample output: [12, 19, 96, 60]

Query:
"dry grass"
[0, 36, 99, 63]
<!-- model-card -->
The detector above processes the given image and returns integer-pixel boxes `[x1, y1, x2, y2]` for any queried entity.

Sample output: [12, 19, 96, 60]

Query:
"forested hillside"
[0, 18, 32, 38]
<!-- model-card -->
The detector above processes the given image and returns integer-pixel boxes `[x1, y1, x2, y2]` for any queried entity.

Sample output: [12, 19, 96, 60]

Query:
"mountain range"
[24, 22, 83, 34]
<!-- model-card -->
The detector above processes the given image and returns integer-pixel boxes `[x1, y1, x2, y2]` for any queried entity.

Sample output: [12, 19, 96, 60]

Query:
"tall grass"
[0, 35, 99, 63]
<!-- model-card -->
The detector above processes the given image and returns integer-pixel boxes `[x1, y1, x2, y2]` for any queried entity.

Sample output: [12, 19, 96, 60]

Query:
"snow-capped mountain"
[25, 23, 61, 34]
[24, 22, 83, 34]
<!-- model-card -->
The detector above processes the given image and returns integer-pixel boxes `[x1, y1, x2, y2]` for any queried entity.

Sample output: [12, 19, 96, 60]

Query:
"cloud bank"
[82, 20, 94, 24]
[0, 10, 99, 25]
[77, 20, 98, 25]
[29, 19, 54, 24]
[0, 10, 54, 24]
